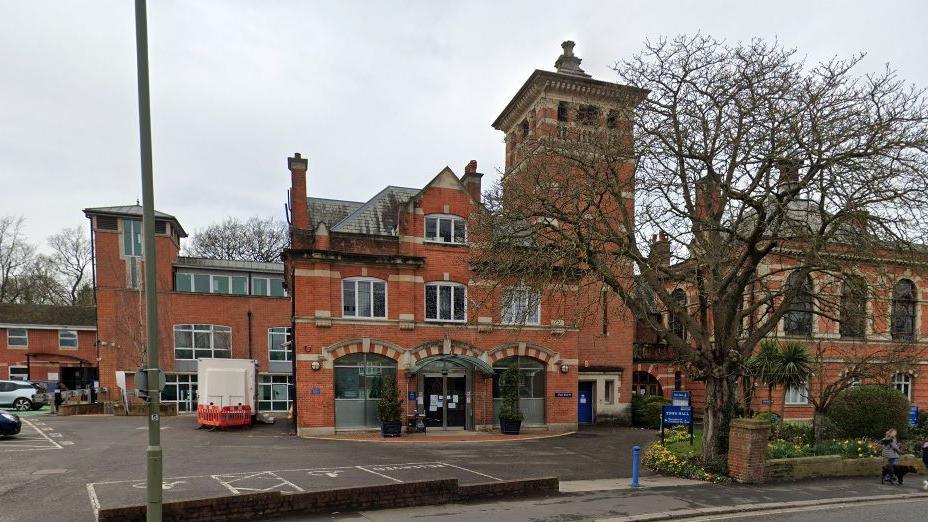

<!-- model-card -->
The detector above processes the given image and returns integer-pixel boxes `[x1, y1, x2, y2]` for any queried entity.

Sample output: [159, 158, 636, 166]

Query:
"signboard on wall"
[671, 391, 691, 407]
[910, 406, 919, 426]
[555, 392, 573, 398]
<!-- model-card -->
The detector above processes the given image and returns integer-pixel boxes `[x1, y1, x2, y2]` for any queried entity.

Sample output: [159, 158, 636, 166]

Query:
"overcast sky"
[2, 0, 927, 249]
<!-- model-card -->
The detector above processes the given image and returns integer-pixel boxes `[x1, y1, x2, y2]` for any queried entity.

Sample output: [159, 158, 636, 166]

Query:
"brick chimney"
[461, 160, 483, 203]
[694, 174, 721, 223]
[648, 232, 671, 267]
[288, 153, 309, 230]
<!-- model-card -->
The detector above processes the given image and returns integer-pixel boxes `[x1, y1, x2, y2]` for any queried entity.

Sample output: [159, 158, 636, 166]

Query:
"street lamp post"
[133, 1, 163, 520]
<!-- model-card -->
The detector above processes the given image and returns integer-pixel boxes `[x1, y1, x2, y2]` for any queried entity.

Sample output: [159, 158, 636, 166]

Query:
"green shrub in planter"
[753, 411, 781, 433]
[498, 366, 523, 434]
[773, 421, 814, 445]
[632, 395, 669, 429]
[377, 376, 402, 437]
[827, 384, 910, 440]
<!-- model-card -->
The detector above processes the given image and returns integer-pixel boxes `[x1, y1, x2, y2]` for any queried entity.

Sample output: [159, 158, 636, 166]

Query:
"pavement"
[0, 414, 655, 521]
[3, 414, 926, 521]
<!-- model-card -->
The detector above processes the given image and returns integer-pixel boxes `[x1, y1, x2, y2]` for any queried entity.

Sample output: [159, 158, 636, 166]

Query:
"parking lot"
[0, 414, 655, 521]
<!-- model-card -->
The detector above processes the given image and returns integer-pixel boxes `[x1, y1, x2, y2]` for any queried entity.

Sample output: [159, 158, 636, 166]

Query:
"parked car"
[0, 409, 21, 436]
[0, 380, 48, 411]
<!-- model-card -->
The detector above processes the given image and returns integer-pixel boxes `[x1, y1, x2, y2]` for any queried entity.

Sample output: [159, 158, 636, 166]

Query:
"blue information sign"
[662, 405, 692, 425]
[311, 387, 321, 396]
[671, 391, 691, 406]
[408, 391, 417, 401]
[910, 406, 919, 426]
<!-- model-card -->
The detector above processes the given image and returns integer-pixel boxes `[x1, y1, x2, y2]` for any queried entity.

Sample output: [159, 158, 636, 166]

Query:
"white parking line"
[439, 462, 503, 482]
[86, 483, 101, 522]
[356, 465, 404, 483]
[0, 419, 62, 452]
[212, 471, 306, 495]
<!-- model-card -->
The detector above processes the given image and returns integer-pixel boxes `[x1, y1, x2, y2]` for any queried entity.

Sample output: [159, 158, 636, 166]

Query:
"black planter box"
[500, 419, 522, 435]
[381, 421, 402, 437]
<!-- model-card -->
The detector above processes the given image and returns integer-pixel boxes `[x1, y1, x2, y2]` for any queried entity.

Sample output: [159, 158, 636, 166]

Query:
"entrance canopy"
[409, 354, 494, 376]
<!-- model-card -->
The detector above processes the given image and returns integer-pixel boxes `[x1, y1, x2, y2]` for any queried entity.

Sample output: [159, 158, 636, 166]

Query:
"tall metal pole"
[133, 1, 163, 520]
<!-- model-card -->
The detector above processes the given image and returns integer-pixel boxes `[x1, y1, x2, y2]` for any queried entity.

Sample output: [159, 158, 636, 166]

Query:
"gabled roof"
[0, 303, 96, 330]
[308, 197, 363, 231]
[328, 186, 420, 236]
[83, 204, 187, 237]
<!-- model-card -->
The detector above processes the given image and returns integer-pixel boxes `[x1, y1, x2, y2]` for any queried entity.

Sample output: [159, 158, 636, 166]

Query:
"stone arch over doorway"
[409, 339, 483, 362]
[486, 342, 558, 366]
[322, 337, 405, 362]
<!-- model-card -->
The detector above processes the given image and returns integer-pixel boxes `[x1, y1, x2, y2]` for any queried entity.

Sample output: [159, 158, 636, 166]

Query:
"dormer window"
[425, 215, 466, 244]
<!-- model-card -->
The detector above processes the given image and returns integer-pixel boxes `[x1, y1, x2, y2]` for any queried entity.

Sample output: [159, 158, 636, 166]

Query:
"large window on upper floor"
[268, 327, 292, 361]
[123, 219, 143, 257]
[501, 287, 540, 325]
[174, 272, 283, 297]
[174, 324, 231, 360]
[7, 328, 28, 347]
[342, 278, 387, 319]
[783, 271, 813, 337]
[59, 329, 78, 348]
[891, 279, 917, 341]
[669, 288, 687, 341]
[425, 215, 466, 244]
[839, 276, 867, 339]
[425, 282, 466, 322]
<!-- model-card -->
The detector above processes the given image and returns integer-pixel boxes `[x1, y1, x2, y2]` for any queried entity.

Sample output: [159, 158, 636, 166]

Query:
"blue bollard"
[631, 445, 640, 488]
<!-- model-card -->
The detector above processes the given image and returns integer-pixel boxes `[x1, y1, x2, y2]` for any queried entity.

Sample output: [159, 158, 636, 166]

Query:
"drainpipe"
[247, 310, 253, 359]
[288, 263, 298, 435]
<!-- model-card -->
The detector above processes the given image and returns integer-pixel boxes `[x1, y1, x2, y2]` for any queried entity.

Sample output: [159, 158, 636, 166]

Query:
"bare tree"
[806, 340, 925, 442]
[185, 216, 288, 263]
[47, 226, 92, 305]
[0, 215, 37, 303]
[471, 35, 928, 459]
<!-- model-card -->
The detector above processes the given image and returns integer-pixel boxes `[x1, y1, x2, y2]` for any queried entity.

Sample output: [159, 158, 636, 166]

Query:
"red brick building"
[0, 303, 97, 389]
[85, 205, 292, 413]
[284, 42, 639, 435]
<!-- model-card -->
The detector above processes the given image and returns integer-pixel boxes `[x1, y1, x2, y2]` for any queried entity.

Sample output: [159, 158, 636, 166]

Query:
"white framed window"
[424, 214, 466, 244]
[342, 278, 387, 319]
[175, 272, 250, 296]
[268, 327, 292, 361]
[59, 329, 78, 348]
[173, 324, 232, 360]
[603, 380, 615, 404]
[7, 328, 28, 347]
[425, 282, 466, 321]
[258, 374, 292, 411]
[9, 367, 28, 381]
[252, 276, 286, 297]
[123, 219, 143, 257]
[893, 372, 913, 401]
[785, 383, 808, 405]
[162, 373, 198, 412]
[501, 287, 541, 325]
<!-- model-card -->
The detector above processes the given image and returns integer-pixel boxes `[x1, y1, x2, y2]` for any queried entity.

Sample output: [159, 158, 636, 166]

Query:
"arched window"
[342, 277, 387, 319]
[424, 214, 466, 244]
[334, 352, 397, 428]
[892, 372, 913, 401]
[784, 272, 813, 337]
[492, 356, 546, 425]
[632, 371, 663, 397]
[839, 276, 867, 339]
[891, 279, 917, 341]
[669, 288, 687, 340]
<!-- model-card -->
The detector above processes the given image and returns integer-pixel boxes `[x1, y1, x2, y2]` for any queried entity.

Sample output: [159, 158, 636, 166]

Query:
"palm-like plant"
[748, 340, 813, 411]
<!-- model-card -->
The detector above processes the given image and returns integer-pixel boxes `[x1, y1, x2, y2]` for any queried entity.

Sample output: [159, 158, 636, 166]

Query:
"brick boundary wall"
[97, 477, 559, 522]
[727, 418, 770, 484]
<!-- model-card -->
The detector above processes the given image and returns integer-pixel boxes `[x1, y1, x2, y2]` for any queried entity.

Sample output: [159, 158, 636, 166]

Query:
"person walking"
[880, 428, 901, 483]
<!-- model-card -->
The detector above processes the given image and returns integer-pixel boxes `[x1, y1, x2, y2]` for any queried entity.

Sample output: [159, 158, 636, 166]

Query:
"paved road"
[711, 497, 928, 521]
[0, 414, 655, 521]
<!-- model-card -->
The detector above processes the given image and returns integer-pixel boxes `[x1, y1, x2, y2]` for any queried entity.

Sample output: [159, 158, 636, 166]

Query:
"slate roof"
[309, 186, 420, 236]
[83, 204, 187, 236]
[0, 303, 97, 329]
[174, 256, 284, 274]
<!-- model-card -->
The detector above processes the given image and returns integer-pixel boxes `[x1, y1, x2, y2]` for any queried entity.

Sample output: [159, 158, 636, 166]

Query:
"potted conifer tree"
[378, 375, 403, 437]
[498, 366, 524, 434]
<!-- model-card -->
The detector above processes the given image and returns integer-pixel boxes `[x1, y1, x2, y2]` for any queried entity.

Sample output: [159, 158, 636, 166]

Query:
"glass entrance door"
[422, 373, 467, 429]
